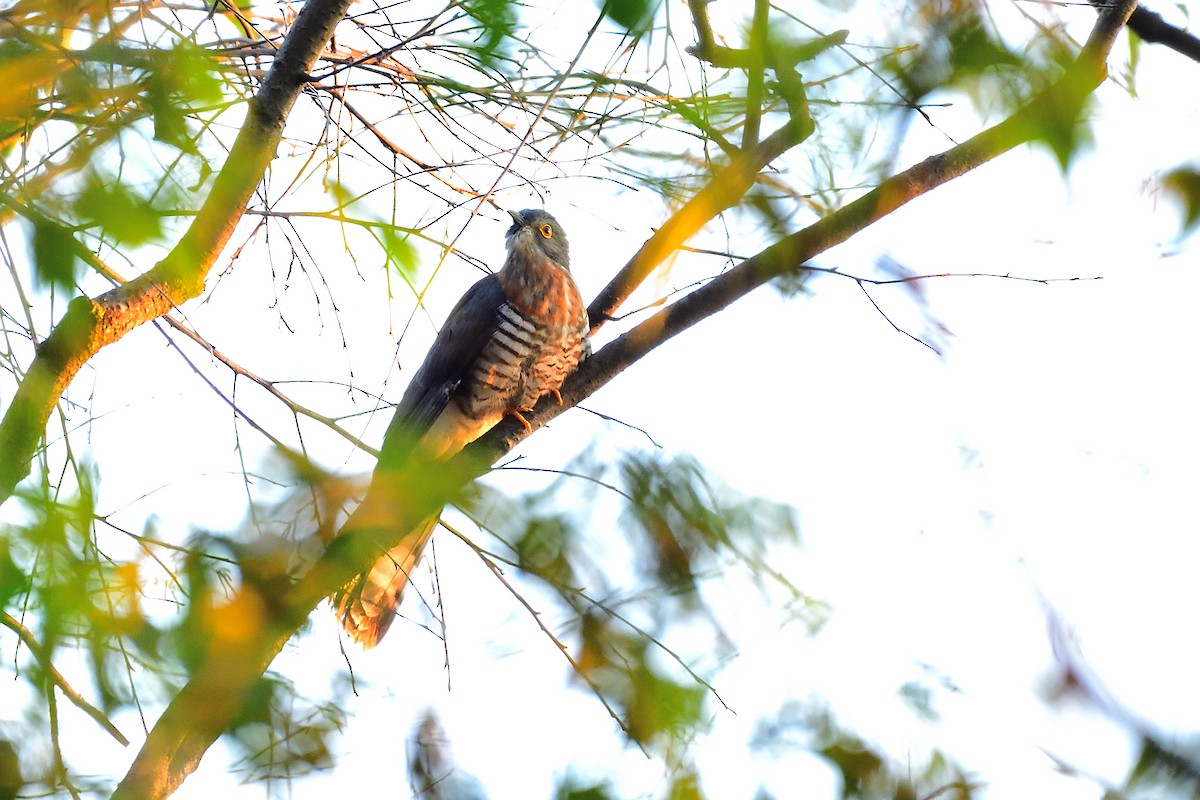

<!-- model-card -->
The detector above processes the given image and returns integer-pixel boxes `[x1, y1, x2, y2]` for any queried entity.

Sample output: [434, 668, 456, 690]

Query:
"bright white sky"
[5, 1, 1200, 798]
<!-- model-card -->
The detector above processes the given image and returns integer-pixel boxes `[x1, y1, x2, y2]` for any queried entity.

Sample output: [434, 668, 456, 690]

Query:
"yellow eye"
[539, 223, 553, 239]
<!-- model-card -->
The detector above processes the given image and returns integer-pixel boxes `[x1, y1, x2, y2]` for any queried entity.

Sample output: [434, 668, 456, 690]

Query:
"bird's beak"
[507, 209, 524, 226]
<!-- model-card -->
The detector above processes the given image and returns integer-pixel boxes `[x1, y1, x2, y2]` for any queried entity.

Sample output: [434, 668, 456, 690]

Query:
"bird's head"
[506, 208, 571, 270]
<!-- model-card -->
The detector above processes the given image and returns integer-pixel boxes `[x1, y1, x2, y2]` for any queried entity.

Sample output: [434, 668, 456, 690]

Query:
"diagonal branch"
[0, 0, 357, 504]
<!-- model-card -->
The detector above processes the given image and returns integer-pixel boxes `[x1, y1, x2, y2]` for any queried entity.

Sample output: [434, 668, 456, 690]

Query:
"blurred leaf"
[142, 43, 221, 156]
[381, 225, 419, 278]
[576, 611, 709, 747]
[226, 672, 347, 784]
[0, 539, 27, 608]
[898, 680, 939, 723]
[0, 739, 21, 800]
[554, 779, 614, 800]
[30, 217, 81, 293]
[947, 20, 1021, 75]
[1123, 735, 1200, 799]
[172, 532, 237, 673]
[458, 0, 517, 66]
[76, 171, 164, 245]
[600, 0, 662, 34]
[1162, 165, 1200, 235]
[821, 737, 885, 798]
[619, 452, 800, 597]
[667, 770, 702, 800]
[0, 43, 62, 123]
[514, 513, 576, 586]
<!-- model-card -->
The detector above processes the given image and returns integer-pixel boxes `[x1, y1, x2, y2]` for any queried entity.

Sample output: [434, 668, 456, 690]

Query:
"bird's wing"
[375, 273, 507, 470]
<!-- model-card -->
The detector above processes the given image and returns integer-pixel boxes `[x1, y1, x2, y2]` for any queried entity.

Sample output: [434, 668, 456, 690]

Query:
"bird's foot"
[510, 410, 533, 432]
[551, 389, 563, 406]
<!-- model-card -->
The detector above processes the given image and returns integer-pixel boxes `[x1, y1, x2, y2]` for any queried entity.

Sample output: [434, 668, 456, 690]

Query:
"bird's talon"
[551, 389, 563, 406]
[511, 410, 532, 432]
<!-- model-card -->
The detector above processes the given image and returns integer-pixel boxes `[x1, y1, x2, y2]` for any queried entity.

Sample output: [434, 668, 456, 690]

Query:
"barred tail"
[336, 514, 439, 648]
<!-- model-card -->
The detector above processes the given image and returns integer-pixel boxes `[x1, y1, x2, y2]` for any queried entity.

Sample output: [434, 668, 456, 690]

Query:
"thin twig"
[0, 612, 131, 747]
[439, 521, 642, 751]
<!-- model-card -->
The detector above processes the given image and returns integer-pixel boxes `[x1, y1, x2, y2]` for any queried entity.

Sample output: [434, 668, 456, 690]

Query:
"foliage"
[0, 0, 1186, 798]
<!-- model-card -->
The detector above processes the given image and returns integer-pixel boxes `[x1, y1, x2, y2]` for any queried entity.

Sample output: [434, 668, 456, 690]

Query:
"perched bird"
[335, 209, 589, 648]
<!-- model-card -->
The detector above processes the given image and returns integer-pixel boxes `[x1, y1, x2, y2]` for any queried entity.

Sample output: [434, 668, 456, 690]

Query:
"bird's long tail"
[335, 512, 439, 649]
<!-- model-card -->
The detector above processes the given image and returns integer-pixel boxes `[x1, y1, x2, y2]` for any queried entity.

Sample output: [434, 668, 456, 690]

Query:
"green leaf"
[947, 20, 1021, 75]
[76, 172, 163, 245]
[30, 217, 81, 292]
[667, 770, 703, 800]
[600, 0, 662, 34]
[0, 738, 22, 800]
[142, 44, 220, 156]
[625, 649, 706, 745]
[0, 539, 28, 609]
[619, 452, 800, 597]
[458, 0, 517, 66]
[821, 737, 885, 798]
[554, 779, 615, 800]
[380, 225, 418, 278]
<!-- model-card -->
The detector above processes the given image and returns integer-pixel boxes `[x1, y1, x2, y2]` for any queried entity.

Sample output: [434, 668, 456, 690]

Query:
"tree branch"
[1099, 1, 1200, 64]
[0, 0, 356, 503]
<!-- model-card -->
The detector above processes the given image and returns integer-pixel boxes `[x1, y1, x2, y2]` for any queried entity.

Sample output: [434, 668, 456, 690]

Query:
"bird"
[334, 209, 589, 648]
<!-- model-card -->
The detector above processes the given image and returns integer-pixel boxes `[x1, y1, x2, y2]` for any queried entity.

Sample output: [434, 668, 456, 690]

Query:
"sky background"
[4, 1, 1200, 798]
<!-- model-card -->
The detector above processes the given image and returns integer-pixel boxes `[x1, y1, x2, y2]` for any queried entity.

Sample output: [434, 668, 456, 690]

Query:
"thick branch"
[0, 0, 355, 503]
[1097, 1, 1200, 64]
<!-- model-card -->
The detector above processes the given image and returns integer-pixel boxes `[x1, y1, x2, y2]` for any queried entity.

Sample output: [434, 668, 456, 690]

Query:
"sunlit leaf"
[1020, 83, 1094, 173]
[625, 649, 706, 745]
[667, 769, 703, 800]
[0, 42, 62, 123]
[381, 225, 419, 278]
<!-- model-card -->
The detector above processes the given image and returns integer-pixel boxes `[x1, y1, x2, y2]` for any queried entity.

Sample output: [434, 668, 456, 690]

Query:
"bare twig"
[0, 612, 131, 747]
